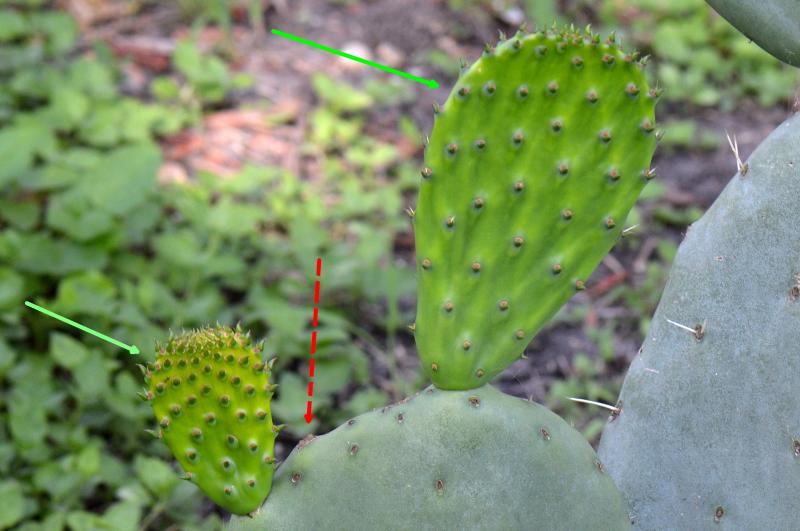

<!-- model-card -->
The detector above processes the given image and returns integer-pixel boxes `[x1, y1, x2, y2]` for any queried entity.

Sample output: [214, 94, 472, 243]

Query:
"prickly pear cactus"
[414, 27, 658, 389]
[598, 114, 800, 529]
[707, 0, 800, 67]
[227, 384, 631, 530]
[144, 326, 278, 515]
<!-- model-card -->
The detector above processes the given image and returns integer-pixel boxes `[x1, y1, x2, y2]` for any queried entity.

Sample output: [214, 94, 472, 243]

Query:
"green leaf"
[75, 444, 101, 477]
[173, 40, 204, 80]
[133, 455, 178, 499]
[101, 501, 141, 531]
[0, 338, 15, 377]
[13, 233, 108, 275]
[336, 387, 389, 423]
[68, 57, 116, 100]
[96, 452, 131, 488]
[0, 10, 28, 42]
[313, 357, 352, 396]
[271, 372, 320, 435]
[0, 122, 54, 186]
[119, 99, 173, 142]
[46, 189, 114, 241]
[0, 444, 14, 476]
[134, 276, 178, 320]
[207, 197, 265, 237]
[0, 267, 24, 311]
[289, 216, 326, 270]
[30, 11, 78, 57]
[0, 480, 25, 529]
[33, 460, 83, 501]
[54, 271, 116, 315]
[66, 511, 112, 531]
[104, 372, 142, 421]
[311, 73, 373, 112]
[49, 332, 89, 369]
[150, 76, 180, 100]
[72, 350, 117, 402]
[153, 229, 203, 268]
[82, 144, 160, 215]
[46, 86, 90, 129]
[0, 198, 40, 230]
[40, 512, 67, 531]
[78, 103, 122, 146]
[9, 389, 48, 448]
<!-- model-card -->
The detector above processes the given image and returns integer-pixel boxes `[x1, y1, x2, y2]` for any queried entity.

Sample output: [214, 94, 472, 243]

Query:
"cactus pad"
[599, 114, 800, 529]
[414, 27, 657, 389]
[707, 0, 800, 67]
[227, 384, 631, 530]
[144, 326, 277, 515]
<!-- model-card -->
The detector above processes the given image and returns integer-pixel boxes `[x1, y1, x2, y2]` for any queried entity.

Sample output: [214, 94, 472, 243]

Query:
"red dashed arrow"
[304, 257, 322, 423]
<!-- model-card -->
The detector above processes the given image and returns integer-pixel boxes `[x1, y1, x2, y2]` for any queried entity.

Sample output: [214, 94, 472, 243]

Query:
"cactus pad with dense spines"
[227, 384, 631, 530]
[144, 326, 277, 515]
[599, 114, 800, 529]
[414, 27, 658, 389]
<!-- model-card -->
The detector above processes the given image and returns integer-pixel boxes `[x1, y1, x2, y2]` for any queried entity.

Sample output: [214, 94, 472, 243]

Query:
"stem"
[139, 502, 165, 531]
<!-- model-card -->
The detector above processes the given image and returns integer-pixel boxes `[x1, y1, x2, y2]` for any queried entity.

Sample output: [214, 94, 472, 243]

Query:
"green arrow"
[270, 28, 439, 89]
[25, 301, 140, 355]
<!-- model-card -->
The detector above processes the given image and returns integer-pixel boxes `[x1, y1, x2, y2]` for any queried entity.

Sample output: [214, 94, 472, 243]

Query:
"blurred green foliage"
[598, 0, 799, 108]
[151, 39, 254, 120]
[0, 3, 418, 528]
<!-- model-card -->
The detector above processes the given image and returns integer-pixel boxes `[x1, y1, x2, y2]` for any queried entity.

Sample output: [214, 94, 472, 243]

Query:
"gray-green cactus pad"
[229, 384, 631, 530]
[599, 113, 800, 529]
[707, 0, 800, 66]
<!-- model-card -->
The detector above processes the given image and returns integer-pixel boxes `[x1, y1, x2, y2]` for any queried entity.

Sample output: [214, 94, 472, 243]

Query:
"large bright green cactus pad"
[599, 114, 800, 529]
[227, 384, 630, 530]
[415, 27, 658, 389]
[144, 326, 277, 515]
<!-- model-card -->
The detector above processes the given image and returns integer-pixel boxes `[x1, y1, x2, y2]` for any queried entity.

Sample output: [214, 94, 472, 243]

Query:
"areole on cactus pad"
[143, 326, 279, 515]
[414, 27, 658, 390]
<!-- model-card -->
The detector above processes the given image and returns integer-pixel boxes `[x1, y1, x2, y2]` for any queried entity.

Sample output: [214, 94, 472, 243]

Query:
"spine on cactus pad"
[142, 325, 278, 515]
[414, 25, 658, 390]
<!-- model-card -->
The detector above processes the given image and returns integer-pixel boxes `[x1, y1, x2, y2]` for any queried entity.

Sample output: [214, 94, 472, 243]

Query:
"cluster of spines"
[462, 24, 656, 74]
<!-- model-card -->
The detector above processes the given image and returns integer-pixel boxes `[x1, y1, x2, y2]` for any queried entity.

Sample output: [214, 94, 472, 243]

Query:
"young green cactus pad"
[707, 0, 800, 67]
[144, 326, 277, 515]
[227, 384, 631, 530]
[414, 27, 658, 389]
[598, 114, 800, 529]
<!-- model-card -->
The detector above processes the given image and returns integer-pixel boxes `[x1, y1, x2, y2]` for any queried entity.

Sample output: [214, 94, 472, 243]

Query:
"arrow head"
[129, 345, 140, 355]
[426, 79, 439, 89]
[303, 412, 314, 424]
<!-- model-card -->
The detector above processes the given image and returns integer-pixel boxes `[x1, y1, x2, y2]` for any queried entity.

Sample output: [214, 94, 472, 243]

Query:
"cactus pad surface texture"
[227, 383, 631, 530]
[414, 27, 657, 390]
[707, 0, 800, 67]
[145, 326, 277, 515]
[598, 113, 800, 529]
